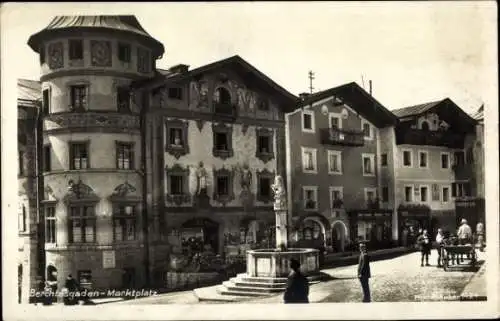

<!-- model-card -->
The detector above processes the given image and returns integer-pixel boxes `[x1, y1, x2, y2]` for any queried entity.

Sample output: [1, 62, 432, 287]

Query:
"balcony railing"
[320, 127, 365, 147]
[395, 128, 465, 148]
[213, 103, 238, 121]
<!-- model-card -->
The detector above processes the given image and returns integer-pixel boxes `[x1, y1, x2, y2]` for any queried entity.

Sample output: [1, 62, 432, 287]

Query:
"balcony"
[452, 163, 474, 181]
[395, 128, 465, 148]
[320, 128, 365, 147]
[213, 103, 238, 122]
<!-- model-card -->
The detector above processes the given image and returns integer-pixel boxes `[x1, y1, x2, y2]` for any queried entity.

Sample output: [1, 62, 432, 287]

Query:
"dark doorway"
[182, 217, 220, 253]
[122, 268, 135, 289]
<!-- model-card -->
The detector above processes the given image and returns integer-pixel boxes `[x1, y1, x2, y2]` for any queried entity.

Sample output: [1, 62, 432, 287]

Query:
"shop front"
[292, 213, 329, 251]
[397, 204, 431, 247]
[455, 197, 485, 231]
[348, 209, 393, 250]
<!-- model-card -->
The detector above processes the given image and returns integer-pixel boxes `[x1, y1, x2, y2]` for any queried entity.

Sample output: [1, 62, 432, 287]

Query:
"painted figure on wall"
[240, 163, 252, 191]
[196, 161, 208, 195]
[190, 80, 209, 108]
[271, 175, 287, 211]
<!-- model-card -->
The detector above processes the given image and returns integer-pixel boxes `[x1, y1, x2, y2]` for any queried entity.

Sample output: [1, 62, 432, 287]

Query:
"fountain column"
[272, 175, 288, 249]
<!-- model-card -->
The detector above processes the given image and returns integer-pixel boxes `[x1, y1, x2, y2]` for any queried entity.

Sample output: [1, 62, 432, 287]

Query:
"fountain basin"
[246, 248, 319, 278]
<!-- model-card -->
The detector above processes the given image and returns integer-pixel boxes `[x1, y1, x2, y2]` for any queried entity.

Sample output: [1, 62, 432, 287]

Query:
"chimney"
[168, 64, 190, 74]
[299, 92, 310, 100]
[369, 80, 372, 96]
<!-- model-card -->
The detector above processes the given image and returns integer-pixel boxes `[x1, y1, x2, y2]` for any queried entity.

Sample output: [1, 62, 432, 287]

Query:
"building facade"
[26, 15, 165, 292]
[389, 99, 478, 244]
[285, 83, 398, 252]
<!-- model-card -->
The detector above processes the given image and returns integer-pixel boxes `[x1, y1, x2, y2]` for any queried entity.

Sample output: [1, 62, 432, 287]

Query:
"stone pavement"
[459, 250, 487, 300]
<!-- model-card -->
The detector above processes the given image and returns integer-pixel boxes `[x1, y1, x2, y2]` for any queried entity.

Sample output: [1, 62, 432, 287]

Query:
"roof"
[395, 98, 477, 132]
[472, 104, 484, 121]
[18, 79, 41, 108]
[28, 15, 164, 57]
[392, 100, 443, 118]
[298, 82, 398, 128]
[133, 55, 299, 110]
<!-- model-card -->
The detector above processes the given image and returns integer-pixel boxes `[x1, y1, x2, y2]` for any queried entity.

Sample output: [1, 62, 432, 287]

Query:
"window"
[364, 188, 377, 202]
[329, 186, 343, 208]
[420, 186, 429, 202]
[43, 145, 51, 172]
[116, 142, 134, 169]
[382, 187, 389, 202]
[381, 154, 388, 167]
[18, 150, 24, 176]
[404, 186, 413, 202]
[257, 97, 269, 111]
[421, 121, 430, 131]
[301, 110, 315, 133]
[303, 186, 318, 210]
[442, 186, 450, 203]
[259, 177, 271, 199]
[258, 135, 271, 154]
[166, 120, 190, 158]
[68, 205, 96, 243]
[301, 147, 317, 173]
[42, 89, 50, 115]
[70, 85, 88, 111]
[137, 47, 151, 73]
[216, 176, 229, 196]
[361, 120, 372, 140]
[112, 205, 137, 241]
[441, 153, 450, 169]
[327, 150, 342, 174]
[358, 222, 374, 241]
[45, 206, 56, 243]
[18, 204, 26, 232]
[419, 151, 428, 168]
[214, 132, 229, 151]
[118, 43, 131, 63]
[70, 142, 89, 170]
[403, 150, 412, 167]
[169, 175, 184, 195]
[169, 128, 184, 147]
[362, 154, 375, 176]
[255, 128, 274, 162]
[329, 113, 342, 129]
[168, 87, 183, 100]
[453, 151, 465, 166]
[214, 87, 231, 104]
[69, 40, 83, 60]
[452, 182, 471, 198]
[117, 87, 130, 112]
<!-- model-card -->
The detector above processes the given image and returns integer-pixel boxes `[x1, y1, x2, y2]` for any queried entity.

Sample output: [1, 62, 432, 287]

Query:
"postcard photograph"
[1, 1, 498, 320]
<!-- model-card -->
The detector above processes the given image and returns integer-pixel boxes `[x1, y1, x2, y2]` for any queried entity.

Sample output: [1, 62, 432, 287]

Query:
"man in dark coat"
[417, 230, 432, 266]
[283, 258, 309, 303]
[358, 242, 371, 303]
[64, 274, 79, 305]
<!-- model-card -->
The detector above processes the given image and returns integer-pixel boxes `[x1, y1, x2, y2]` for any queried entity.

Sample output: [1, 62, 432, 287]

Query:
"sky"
[1, 1, 498, 115]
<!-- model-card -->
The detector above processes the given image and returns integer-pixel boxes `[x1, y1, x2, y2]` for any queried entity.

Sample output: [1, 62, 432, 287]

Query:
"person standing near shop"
[358, 242, 371, 303]
[417, 230, 431, 266]
[476, 221, 485, 252]
[435, 229, 445, 267]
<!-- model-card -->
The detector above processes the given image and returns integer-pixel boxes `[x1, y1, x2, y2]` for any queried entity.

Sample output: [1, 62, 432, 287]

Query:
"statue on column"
[271, 175, 287, 211]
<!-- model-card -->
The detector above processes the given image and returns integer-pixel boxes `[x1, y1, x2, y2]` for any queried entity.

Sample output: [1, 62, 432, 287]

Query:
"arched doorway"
[181, 217, 220, 254]
[421, 121, 430, 131]
[302, 216, 327, 248]
[331, 221, 348, 252]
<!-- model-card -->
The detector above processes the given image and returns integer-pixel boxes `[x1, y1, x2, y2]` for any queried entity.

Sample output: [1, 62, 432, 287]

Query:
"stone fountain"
[214, 175, 323, 298]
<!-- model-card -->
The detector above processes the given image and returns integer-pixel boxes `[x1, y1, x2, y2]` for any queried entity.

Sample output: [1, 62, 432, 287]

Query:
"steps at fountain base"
[216, 285, 273, 297]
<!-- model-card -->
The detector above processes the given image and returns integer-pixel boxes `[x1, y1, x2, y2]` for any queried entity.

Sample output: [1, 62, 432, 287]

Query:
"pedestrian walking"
[417, 230, 431, 266]
[283, 258, 309, 304]
[457, 218, 472, 262]
[357, 242, 371, 303]
[435, 229, 445, 267]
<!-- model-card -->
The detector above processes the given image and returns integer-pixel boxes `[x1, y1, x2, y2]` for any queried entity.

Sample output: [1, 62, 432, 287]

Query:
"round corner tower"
[28, 15, 164, 290]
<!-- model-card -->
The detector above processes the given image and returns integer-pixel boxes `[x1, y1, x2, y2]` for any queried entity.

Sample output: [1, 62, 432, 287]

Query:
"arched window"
[303, 220, 322, 240]
[420, 121, 430, 131]
[213, 87, 231, 105]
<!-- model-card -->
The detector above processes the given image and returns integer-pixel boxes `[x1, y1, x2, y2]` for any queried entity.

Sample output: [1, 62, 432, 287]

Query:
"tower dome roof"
[28, 15, 164, 58]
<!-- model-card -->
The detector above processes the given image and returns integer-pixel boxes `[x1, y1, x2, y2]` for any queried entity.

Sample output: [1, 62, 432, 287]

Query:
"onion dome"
[28, 15, 164, 58]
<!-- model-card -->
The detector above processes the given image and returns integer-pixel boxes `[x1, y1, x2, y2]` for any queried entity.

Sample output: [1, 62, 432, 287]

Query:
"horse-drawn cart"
[440, 244, 477, 271]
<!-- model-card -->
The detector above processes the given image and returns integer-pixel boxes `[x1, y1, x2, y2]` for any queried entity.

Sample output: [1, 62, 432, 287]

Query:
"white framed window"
[442, 185, 450, 203]
[419, 185, 429, 202]
[301, 110, 315, 133]
[302, 186, 318, 211]
[362, 153, 375, 176]
[440, 152, 450, 169]
[327, 150, 342, 174]
[301, 147, 317, 174]
[418, 150, 429, 168]
[329, 112, 342, 129]
[361, 120, 373, 140]
[402, 149, 413, 167]
[329, 186, 344, 209]
[364, 187, 377, 202]
[404, 185, 413, 202]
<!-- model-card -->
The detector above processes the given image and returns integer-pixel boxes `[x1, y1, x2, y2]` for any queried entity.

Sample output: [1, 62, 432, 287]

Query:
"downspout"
[139, 91, 151, 287]
[34, 101, 45, 280]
